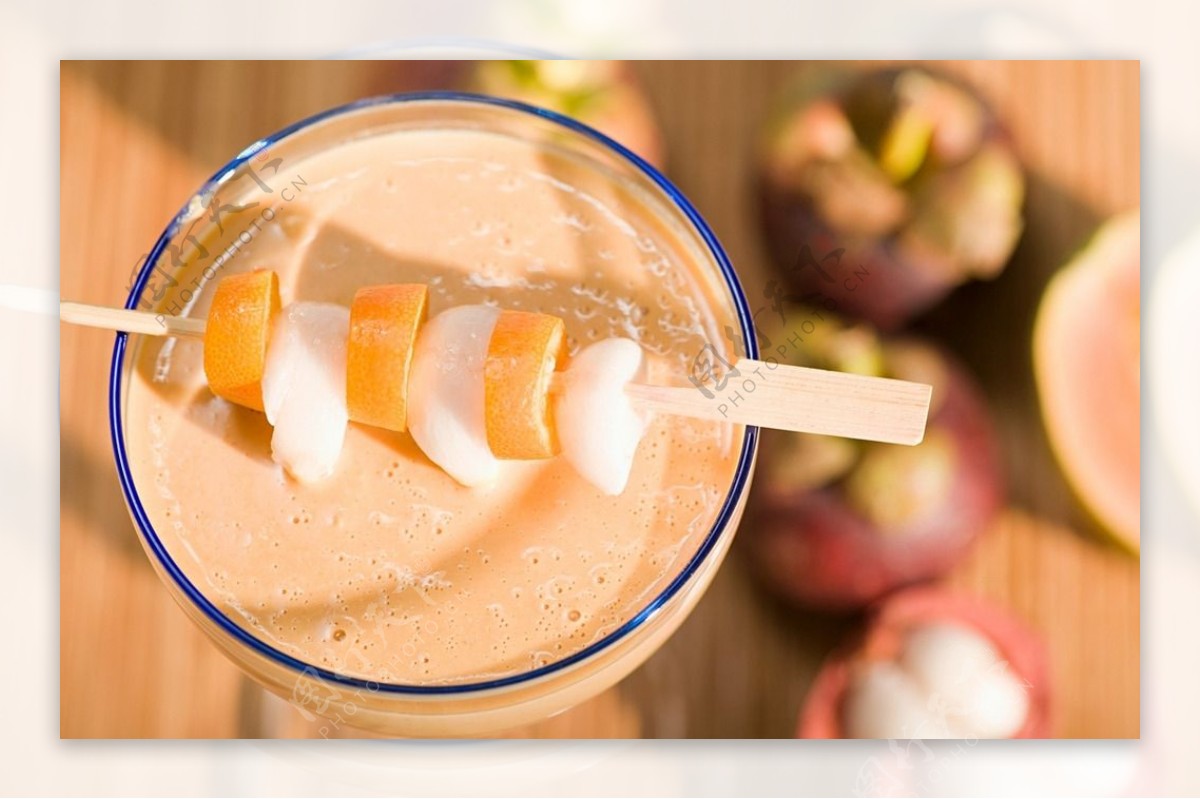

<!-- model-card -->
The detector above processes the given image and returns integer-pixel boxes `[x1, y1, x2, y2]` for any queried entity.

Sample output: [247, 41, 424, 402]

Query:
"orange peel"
[346, 284, 429, 432]
[203, 269, 281, 411]
[484, 310, 567, 459]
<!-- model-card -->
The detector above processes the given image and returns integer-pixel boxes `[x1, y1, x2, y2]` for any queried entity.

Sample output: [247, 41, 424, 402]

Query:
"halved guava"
[1033, 212, 1140, 552]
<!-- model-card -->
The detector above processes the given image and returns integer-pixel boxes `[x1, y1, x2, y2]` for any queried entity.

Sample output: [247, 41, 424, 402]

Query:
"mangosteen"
[798, 588, 1051, 739]
[745, 310, 1004, 609]
[758, 66, 1024, 329]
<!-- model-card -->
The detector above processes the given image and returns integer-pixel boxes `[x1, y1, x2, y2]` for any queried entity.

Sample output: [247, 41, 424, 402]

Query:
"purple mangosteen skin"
[746, 342, 1005, 610]
[757, 67, 1020, 330]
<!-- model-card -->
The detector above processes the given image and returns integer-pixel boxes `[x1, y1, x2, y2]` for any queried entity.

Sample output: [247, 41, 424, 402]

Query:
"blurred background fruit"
[466, 59, 666, 169]
[758, 66, 1025, 330]
[746, 312, 1004, 609]
[1034, 212, 1140, 552]
[798, 588, 1051, 739]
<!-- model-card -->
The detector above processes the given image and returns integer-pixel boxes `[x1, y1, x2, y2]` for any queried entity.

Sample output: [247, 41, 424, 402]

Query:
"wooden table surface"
[59, 60, 1139, 739]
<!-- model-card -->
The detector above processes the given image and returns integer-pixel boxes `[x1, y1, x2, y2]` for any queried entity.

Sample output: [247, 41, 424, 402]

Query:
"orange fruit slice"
[346, 284, 429, 432]
[485, 310, 567, 459]
[204, 269, 281, 411]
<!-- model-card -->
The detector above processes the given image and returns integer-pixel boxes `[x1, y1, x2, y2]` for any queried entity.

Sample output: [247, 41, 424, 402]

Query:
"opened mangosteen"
[798, 588, 1051, 738]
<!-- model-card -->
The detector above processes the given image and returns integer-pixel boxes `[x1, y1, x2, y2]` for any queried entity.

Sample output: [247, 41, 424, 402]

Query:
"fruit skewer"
[62, 270, 932, 453]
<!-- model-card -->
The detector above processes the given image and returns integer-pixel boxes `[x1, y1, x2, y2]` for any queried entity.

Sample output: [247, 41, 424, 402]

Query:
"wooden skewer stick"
[627, 361, 929, 446]
[61, 302, 931, 446]
[61, 302, 207, 339]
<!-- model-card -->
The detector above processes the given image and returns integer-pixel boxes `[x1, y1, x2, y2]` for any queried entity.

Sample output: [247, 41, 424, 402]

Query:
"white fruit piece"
[843, 622, 1030, 739]
[951, 662, 1030, 739]
[899, 622, 1003, 711]
[899, 622, 1028, 738]
[842, 661, 935, 739]
[554, 338, 650, 495]
[407, 305, 502, 487]
[261, 302, 352, 483]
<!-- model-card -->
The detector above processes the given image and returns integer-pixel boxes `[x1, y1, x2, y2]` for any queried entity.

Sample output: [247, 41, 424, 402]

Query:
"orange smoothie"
[124, 124, 743, 692]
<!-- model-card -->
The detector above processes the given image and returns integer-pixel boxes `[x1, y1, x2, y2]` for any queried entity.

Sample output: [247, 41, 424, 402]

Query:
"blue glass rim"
[109, 90, 759, 696]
